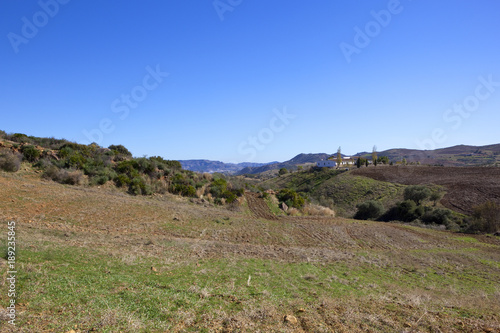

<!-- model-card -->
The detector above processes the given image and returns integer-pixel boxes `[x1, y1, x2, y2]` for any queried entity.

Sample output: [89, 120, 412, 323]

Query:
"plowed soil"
[351, 166, 500, 214]
[244, 192, 278, 220]
[1, 170, 500, 332]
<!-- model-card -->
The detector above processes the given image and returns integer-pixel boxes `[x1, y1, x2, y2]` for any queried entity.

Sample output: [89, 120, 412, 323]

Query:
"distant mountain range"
[178, 160, 278, 174]
[180, 144, 500, 174]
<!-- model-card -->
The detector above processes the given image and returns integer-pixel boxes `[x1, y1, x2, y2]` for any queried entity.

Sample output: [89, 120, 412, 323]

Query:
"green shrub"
[354, 200, 384, 220]
[0, 150, 22, 172]
[9, 133, 31, 144]
[377, 156, 390, 164]
[422, 208, 452, 225]
[184, 185, 196, 197]
[108, 144, 132, 156]
[33, 158, 53, 170]
[225, 191, 238, 204]
[397, 200, 419, 221]
[210, 178, 228, 198]
[58, 146, 73, 159]
[0, 130, 6, 138]
[89, 168, 117, 186]
[20, 145, 41, 162]
[404, 185, 431, 205]
[164, 160, 182, 170]
[115, 160, 140, 176]
[430, 191, 444, 206]
[128, 177, 152, 196]
[114, 173, 131, 187]
[379, 200, 419, 222]
[67, 152, 86, 169]
[172, 183, 197, 197]
[277, 189, 305, 209]
[149, 156, 181, 171]
[466, 201, 500, 233]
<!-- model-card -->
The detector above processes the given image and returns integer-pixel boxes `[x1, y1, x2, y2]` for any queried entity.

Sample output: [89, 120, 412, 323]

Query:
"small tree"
[356, 157, 361, 168]
[397, 200, 419, 222]
[336, 146, 342, 168]
[372, 146, 378, 167]
[277, 189, 305, 209]
[21, 145, 41, 162]
[108, 144, 132, 156]
[378, 156, 389, 164]
[365, 159, 369, 167]
[402, 158, 407, 165]
[279, 168, 288, 176]
[404, 185, 431, 205]
[430, 191, 444, 206]
[354, 200, 384, 220]
[470, 201, 500, 233]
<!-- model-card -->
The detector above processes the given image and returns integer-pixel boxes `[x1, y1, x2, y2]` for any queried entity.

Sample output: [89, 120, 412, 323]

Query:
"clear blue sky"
[1, 0, 499, 163]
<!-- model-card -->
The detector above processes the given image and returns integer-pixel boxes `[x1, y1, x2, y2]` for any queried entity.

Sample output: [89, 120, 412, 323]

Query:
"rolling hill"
[1, 168, 499, 331]
[235, 144, 500, 175]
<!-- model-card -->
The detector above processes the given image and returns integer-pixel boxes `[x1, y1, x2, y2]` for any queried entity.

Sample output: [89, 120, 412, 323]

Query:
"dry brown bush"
[43, 166, 83, 185]
[302, 204, 336, 216]
[0, 149, 22, 172]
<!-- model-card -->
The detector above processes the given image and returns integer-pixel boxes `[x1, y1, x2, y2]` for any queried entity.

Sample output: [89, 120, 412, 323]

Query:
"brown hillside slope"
[351, 166, 500, 214]
[245, 191, 278, 220]
[1, 171, 500, 332]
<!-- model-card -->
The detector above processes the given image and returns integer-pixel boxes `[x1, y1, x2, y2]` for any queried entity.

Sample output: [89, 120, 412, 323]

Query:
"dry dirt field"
[0, 169, 500, 332]
[351, 166, 500, 215]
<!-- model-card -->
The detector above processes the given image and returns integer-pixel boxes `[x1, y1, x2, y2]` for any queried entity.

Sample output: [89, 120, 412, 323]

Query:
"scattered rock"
[173, 217, 180, 221]
[151, 266, 157, 272]
[283, 315, 298, 325]
[281, 202, 288, 212]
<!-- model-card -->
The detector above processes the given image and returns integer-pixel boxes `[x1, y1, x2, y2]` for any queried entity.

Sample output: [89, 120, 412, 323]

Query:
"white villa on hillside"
[317, 156, 354, 168]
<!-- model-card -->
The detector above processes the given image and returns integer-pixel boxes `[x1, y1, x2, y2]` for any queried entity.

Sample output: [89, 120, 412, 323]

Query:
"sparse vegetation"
[430, 190, 444, 206]
[42, 166, 84, 185]
[354, 200, 384, 220]
[1, 170, 499, 332]
[467, 201, 500, 234]
[20, 144, 41, 162]
[0, 132, 247, 207]
[276, 188, 305, 209]
[0, 149, 22, 172]
[404, 185, 431, 205]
